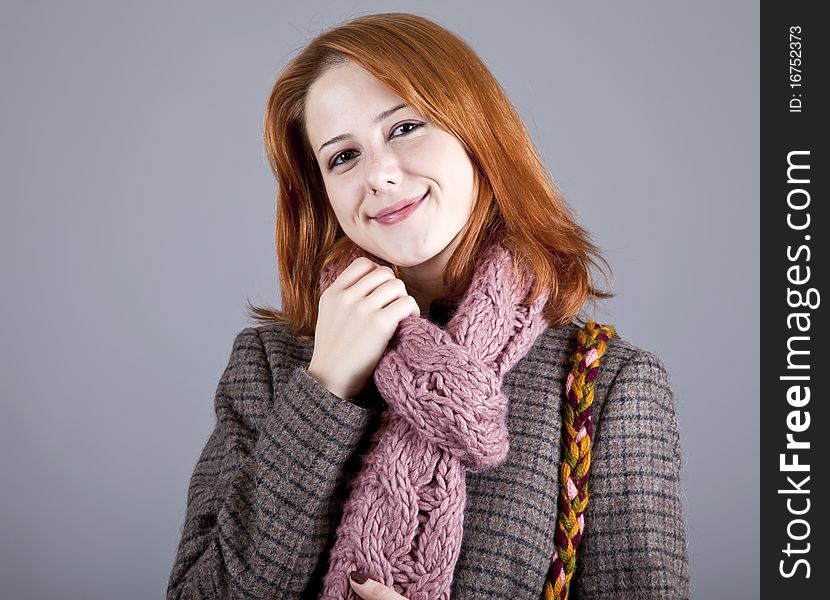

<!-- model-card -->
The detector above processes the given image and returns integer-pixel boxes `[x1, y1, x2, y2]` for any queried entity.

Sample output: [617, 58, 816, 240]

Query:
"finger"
[349, 572, 408, 600]
[380, 294, 421, 320]
[328, 257, 380, 291]
[347, 265, 398, 299]
[365, 277, 409, 310]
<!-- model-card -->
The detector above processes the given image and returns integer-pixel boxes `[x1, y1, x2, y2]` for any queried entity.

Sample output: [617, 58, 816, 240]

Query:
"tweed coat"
[167, 300, 690, 599]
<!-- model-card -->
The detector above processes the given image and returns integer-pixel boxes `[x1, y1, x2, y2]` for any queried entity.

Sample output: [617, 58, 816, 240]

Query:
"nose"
[363, 146, 402, 195]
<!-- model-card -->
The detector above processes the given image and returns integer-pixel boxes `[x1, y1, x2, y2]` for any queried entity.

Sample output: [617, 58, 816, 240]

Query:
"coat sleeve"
[572, 349, 691, 599]
[166, 327, 374, 599]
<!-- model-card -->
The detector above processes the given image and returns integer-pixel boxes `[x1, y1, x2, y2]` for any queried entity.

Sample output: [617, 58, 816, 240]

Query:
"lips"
[372, 191, 428, 220]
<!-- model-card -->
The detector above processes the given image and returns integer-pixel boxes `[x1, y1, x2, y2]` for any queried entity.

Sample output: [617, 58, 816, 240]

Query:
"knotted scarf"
[317, 242, 550, 599]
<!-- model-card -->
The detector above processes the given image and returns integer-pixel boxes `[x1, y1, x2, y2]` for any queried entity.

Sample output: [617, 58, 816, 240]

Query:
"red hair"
[247, 12, 613, 340]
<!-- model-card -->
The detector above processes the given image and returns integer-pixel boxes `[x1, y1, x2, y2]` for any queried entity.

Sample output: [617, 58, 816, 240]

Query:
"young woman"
[167, 13, 690, 600]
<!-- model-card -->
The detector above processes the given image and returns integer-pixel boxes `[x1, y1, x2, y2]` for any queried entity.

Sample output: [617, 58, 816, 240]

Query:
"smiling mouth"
[371, 191, 428, 225]
[372, 190, 428, 220]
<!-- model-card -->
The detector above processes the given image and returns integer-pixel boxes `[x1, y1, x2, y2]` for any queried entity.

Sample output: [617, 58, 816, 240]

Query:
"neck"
[397, 231, 466, 316]
[399, 260, 447, 316]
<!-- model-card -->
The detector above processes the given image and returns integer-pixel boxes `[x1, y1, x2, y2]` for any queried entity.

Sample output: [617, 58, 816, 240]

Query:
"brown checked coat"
[168, 301, 690, 599]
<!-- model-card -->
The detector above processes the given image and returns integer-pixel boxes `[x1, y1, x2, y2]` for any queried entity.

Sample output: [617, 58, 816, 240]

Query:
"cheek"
[323, 178, 361, 218]
[408, 135, 475, 188]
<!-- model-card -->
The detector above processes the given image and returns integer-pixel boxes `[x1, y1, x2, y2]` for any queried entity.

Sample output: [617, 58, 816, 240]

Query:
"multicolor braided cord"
[544, 322, 617, 600]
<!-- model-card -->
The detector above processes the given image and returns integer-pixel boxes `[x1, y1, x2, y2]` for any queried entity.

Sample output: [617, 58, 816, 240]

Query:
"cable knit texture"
[316, 243, 550, 600]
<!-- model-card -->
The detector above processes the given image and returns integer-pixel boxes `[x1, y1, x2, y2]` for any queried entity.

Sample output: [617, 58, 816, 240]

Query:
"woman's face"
[304, 60, 478, 269]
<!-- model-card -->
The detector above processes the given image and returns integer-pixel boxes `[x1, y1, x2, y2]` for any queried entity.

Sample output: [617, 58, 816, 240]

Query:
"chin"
[377, 241, 447, 268]
[359, 227, 460, 268]
[378, 233, 452, 267]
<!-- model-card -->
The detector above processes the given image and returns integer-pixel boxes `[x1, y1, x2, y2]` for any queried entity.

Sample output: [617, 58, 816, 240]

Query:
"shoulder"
[536, 321, 675, 421]
[600, 329, 673, 396]
[225, 322, 315, 377]
[212, 323, 316, 429]
[576, 328, 681, 455]
[536, 321, 666, 378]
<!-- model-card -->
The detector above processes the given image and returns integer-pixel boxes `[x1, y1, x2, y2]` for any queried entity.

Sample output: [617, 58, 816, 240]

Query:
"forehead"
[304, 61, 408, 146]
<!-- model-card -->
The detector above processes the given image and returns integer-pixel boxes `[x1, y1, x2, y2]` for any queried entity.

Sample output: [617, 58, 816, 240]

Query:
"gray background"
[0, 1, 759, 598]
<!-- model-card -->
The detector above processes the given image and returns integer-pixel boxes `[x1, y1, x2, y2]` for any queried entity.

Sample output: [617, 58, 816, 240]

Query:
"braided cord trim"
[544, 322, 616, 600]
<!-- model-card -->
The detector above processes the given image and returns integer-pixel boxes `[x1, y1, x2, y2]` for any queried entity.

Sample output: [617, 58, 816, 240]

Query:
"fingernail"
[350, 570, 369, 584]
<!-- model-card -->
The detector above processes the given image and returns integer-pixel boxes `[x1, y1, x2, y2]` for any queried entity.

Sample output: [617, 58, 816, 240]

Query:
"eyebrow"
[317, 103, 408, 154]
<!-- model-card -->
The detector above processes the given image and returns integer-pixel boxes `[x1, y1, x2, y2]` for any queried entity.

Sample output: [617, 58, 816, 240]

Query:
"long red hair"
[247, 12, 613, 340]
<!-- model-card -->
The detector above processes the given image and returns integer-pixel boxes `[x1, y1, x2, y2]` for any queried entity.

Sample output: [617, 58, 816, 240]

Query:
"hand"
[308, 257, 420, 400]
[349, 571, 409, 600]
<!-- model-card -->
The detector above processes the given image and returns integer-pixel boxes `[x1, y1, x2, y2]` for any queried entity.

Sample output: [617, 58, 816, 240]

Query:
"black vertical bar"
[761, 2, 827, 597]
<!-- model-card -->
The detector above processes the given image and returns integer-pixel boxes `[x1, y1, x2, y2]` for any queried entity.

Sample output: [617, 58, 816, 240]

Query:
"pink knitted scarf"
[317, 243, 550, 600]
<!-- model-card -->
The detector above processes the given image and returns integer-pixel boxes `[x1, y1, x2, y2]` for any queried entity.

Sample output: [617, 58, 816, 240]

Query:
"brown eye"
[390, 122, 424, 138]
[330, 149, 358, 169]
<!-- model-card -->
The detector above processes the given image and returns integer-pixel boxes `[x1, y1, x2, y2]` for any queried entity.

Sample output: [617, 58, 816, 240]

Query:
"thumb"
[349, 571, 408, 600]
